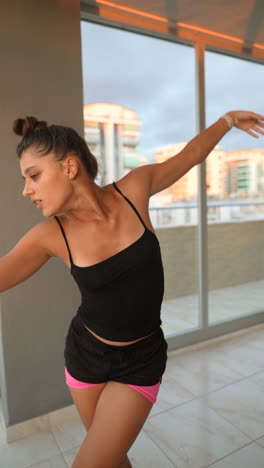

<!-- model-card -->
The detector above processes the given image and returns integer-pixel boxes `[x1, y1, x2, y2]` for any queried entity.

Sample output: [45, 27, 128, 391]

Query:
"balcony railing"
[149, 201, 264, 228]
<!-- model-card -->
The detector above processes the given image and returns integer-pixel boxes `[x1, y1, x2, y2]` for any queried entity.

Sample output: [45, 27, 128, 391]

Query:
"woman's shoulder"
[111, 168, 154, 230]
[36, 217, 60, 234]
[33, 217, 66, 259]
[113, 166, 152, 204]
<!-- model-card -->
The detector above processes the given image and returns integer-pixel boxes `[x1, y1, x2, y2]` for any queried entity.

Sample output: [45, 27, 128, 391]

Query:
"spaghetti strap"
[112, 181, 147, 229]
[54, 216, 73, 265]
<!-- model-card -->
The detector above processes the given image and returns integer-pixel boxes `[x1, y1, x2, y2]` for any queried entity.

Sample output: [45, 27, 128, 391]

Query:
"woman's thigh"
[72, 381, 153, 468]
[69, 383, 107, 432]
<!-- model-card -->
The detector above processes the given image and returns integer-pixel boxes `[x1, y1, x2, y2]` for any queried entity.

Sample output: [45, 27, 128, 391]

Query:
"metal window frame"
[80, 9, 264, 352]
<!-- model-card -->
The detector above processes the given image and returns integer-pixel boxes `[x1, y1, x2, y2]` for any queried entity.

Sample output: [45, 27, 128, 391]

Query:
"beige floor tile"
[62, 445, 80, 467]
[128, 430, 175, 467]
[255, 435, 264, 448]
[62, 431, 176, 468]
[165, 346, 243, 397]
[248, 369, 264, 390]
[196, 341, 263, 380]
[49, 406, 86, 453]
[144, 398, 250, 468]
[26, 453, 67, 467]
[0, 418, 6, 447]
[150, 372, 196, 417]
[207, 442, 264, 468]
[202, 379, 264, 440]
[210, 336, 264, 377]
[0, 432, 60, 468]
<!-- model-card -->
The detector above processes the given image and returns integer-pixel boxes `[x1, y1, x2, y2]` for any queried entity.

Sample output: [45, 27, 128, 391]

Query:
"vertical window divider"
[195, 41, 209, 329]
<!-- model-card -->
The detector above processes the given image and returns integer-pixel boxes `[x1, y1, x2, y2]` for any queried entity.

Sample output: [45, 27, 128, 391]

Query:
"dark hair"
[12, 116, 98, 179]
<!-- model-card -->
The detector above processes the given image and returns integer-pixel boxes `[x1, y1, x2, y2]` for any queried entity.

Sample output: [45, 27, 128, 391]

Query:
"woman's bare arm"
[122, 111, 264, 198]
[0, 221, 52, 292]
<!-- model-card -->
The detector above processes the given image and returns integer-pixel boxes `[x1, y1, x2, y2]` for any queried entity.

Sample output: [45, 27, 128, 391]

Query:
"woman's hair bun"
[12, 116, 48, 137]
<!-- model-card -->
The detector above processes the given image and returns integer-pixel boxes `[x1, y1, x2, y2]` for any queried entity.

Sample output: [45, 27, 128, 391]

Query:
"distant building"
[83, 103, 146, 185]
[154, 143, 226, 202]
[225, 149, 264, 197]
[154, 143, 194, 203]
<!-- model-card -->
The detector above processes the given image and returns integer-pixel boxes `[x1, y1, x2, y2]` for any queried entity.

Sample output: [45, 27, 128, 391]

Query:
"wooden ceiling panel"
[81, 0, 264, 60]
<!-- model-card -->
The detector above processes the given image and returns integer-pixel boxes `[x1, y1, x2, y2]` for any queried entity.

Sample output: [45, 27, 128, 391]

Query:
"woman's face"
[20, 150, 73, 217]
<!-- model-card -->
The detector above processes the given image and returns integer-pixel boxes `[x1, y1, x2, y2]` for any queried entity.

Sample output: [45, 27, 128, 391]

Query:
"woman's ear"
[65, 155, 80, 180]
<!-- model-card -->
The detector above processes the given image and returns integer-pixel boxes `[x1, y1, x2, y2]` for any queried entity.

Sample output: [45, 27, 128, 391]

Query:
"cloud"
[81, 21, 264, 158]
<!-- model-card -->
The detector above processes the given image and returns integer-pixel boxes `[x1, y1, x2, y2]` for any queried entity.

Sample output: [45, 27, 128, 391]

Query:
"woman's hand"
[227, 110, 264, 138]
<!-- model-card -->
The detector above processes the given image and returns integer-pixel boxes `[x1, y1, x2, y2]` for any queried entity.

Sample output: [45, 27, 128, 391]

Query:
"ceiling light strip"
[95, 0, 264, 51]
[97, 0, 168, 23]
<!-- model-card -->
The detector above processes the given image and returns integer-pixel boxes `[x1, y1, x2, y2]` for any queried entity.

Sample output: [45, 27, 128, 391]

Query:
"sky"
[81, 21, 264, 161]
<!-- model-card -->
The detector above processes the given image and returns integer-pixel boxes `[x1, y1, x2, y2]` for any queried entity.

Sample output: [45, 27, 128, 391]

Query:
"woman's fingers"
[251, 112, 264, 120]
[246, 129, 259, 138]
[253, 124, 264, 135]
[227, 110, 264, 138]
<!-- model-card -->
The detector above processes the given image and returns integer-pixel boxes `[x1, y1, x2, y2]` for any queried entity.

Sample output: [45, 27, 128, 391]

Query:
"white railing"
[149, 201, 264, 228]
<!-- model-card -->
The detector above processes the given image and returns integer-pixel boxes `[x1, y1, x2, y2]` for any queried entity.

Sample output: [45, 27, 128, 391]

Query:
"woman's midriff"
[81, 322, 154, 347]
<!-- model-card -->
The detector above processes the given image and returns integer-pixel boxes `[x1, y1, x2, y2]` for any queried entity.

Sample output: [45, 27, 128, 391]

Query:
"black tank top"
[54, 182, 164, 341]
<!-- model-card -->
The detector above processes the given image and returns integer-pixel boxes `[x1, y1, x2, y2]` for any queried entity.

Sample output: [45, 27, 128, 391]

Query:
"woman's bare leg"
[70, 383, 133, 466]
[119, 455, 133, 467]
[69, 383, 107, 432]
[72, 381, 153, 468]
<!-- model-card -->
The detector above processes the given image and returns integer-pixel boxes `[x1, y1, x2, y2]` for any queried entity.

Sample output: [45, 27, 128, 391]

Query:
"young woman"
[1, 110, 263, 468]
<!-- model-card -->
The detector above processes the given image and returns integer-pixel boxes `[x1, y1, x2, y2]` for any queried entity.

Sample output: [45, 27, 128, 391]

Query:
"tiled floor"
[161, 280, 264, 336]
[1, 323, 264, 467]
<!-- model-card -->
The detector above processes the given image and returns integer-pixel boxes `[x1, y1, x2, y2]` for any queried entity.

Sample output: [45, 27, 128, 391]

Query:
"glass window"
[81, 21, 199, 336]
[206, 51, 264, 324]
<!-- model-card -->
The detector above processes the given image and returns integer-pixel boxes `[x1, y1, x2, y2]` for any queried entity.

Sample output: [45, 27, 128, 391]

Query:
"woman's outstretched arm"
[125, 110, 264, 197]
[0, 221, 52, 292]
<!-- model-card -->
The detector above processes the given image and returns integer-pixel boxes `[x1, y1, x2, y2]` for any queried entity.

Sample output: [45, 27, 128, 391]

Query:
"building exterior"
[154, 143, 226, 203]
[225, 149, 264, 197]
[206, 146, 226, 198]
[154, 143, 195, 203]
[83, 103, 146, 185]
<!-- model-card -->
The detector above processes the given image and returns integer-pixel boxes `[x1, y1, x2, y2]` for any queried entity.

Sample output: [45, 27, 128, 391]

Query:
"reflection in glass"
[206, 51, 264, 325]
[81, 21, 199, 337]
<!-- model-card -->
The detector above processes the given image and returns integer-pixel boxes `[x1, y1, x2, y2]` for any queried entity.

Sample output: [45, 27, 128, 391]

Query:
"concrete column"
[0, 0, 83, 427]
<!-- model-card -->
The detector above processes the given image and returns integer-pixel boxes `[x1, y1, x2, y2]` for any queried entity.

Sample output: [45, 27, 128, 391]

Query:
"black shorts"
[64, 314, 168, 386]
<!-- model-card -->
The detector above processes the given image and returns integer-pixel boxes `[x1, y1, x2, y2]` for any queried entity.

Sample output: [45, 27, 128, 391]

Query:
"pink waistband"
[65, 367, 160, 404]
